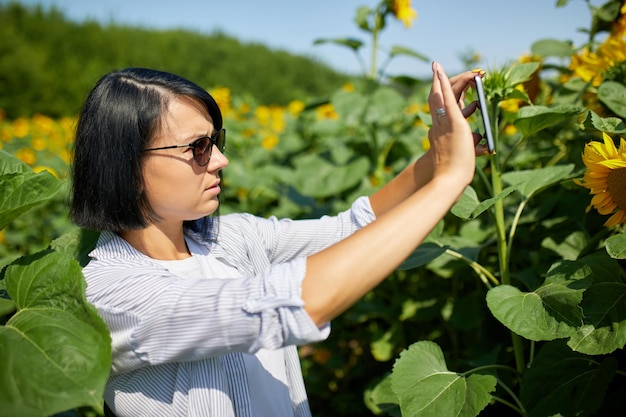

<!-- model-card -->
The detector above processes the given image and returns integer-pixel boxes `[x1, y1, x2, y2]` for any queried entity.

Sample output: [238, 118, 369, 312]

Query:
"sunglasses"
[143, 128, 226, 167]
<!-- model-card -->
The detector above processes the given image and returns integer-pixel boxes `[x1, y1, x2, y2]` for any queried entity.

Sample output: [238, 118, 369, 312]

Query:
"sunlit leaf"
[0, 149, 32, 175]
[51, 227, 101, 267]
[564, 253, 626, 354]
[505, 61, 541, 86]
[520, 341, 617, 417]
[605, 233, 626, 259]
[486, 260, 592, 341]
[541, 230, 588, 260]
[289, 153, 369, 197]
[364, 87, 406, 125]
[390, 341, 496, 417]
[583, 110, 626, 133]
[530, 38, 575, 58]
[502, 164, 575, 199]
[598, 81, 626, 118]
[0, 155, 63, 229]
[514, 105, 586, 137]
[0, 251, 111, 417]
[331, 89, 367, 127]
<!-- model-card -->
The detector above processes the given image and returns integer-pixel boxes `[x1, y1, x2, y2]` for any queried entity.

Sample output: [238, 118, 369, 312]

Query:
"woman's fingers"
[461, 101, 479, 119]
[449, 68, 485, 105]
[435, 63, 462, 118]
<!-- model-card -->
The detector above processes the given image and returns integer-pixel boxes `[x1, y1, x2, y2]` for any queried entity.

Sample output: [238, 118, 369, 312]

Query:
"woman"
[71, 62, 486, 417]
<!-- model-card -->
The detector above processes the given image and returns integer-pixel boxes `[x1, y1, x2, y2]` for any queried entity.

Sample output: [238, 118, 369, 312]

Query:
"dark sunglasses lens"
[194, 137, 212, 166]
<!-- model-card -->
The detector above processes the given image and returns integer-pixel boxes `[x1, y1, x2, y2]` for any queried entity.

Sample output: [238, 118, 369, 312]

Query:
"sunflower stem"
[489, 100, 526, 374]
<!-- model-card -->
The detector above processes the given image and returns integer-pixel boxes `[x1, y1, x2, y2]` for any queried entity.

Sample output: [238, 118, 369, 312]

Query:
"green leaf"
[371, 324, 401, 362]
[502, 165, 576, 199]
[451, 185, 517, 220]
[505, 61, 541, 86]
[354, 6, 373, 32]
[520, 341, 617, 417]
[0, 149, 32, 175]
[0, 168, 63, 230]
[582, 109, 626, 133]
[364, 87, 406, 125]
[367, 374, 401, 417]
[51, 228, 101, 267]
[514, 105, 586, 137]
[331, 89, 367, 127]
[486, 260, 592, 341]
[289, 153, 370, 197]
[598, 80, 626, 118]
[389, 45, 429, 62]
[566, 253, 626, 354]
[0, 297, 16, 317]
[530, 38, 575, 58]
[606, 233, 626, 259]
[542, 253, 626, 355]
[313, 37, 364, 51]
[390, 341, 496, 417]
[542, 230, 588, 260]
[0, 251, 111, 416]
[399, 242, 447, 270]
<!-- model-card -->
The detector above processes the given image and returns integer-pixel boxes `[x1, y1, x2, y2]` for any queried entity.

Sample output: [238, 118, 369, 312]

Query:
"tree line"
[0, 2, 350, 118]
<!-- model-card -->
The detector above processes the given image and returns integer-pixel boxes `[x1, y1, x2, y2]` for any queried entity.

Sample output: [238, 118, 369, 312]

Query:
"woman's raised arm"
[302, 62, 483, 326]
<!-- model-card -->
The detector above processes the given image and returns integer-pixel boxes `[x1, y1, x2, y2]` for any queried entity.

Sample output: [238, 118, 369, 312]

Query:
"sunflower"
[390, 0, 417, 28]
[578, 132, 626, 227]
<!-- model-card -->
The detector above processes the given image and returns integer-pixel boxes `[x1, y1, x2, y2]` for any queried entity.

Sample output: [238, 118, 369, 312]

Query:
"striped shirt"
[83, 196, 375, 417]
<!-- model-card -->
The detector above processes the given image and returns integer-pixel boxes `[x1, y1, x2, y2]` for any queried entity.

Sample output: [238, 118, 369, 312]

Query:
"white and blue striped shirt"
[83, 197, 375, 417]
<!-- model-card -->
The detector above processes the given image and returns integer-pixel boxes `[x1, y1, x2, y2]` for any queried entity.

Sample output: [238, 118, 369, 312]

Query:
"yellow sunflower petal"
[601, 132, 619, 158]
[604, 210, 626, 227]
[590, 191, 613, 208]
[597, 158, 626, 169]
[597, 202, 618, 215]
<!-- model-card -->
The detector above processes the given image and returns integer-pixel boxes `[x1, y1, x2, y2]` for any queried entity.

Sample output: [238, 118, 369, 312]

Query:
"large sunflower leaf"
[514, 105, 586, 137]
[288, 153, 369, 197]
[520, 341, 617, 417]
[0, 250, 111, 417]
[567, 254, 626, 355]
[0, 168, 62, 230]
[0, 149, 33, 175]
[486, 260, 592, 341]
[501, 164, 576, 199]
[390, 341, 496, 417]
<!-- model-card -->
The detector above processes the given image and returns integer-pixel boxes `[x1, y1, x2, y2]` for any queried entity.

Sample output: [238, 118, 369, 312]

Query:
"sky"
[3, 0, 604, 78]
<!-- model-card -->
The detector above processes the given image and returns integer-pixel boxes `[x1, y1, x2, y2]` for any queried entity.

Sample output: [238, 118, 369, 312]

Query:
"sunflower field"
[1, 0, 626, 416]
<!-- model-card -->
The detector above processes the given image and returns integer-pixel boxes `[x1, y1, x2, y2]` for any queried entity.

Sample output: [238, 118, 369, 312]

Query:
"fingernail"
[471, 68, 482, 73]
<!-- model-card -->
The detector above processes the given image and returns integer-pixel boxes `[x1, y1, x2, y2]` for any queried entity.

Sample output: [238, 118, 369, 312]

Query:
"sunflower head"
[387, 0, 417, 28]
[578, 132, 626, 228]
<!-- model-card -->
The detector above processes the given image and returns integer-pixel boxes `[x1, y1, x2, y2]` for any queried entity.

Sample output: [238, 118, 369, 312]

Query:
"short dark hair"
[70, 67, 223, 232]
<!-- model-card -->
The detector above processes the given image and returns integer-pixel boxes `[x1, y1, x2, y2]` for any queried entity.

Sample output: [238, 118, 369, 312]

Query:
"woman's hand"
[427, 62, 485, 187]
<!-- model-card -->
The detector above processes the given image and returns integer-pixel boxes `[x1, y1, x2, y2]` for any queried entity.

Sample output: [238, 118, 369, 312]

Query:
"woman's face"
[141, 97, 228, 225]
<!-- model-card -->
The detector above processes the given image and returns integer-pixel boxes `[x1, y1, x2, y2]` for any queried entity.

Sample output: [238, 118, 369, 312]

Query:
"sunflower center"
[607, 167, 626, 210]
